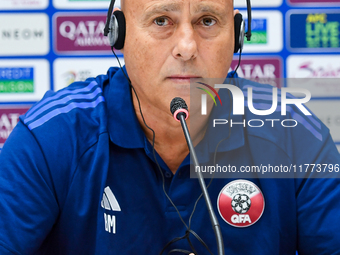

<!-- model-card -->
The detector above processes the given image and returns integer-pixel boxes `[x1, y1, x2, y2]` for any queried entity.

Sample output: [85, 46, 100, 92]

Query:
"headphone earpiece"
[107, 10, 126, 50]
[234, 13, 245, 53]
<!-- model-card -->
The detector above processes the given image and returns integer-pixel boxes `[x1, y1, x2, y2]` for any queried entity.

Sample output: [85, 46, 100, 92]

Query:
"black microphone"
[170, 97, 225, 255]
[170, 97, 189, 122]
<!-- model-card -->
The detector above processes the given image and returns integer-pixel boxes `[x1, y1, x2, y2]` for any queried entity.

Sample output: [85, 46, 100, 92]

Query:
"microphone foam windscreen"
[170, 97, 188, 116]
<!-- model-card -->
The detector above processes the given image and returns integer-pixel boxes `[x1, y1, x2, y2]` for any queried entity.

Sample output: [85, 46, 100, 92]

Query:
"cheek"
[125, 36, 151, 77]
[218, 45, 233, 68]
[205, 41, 233, 76]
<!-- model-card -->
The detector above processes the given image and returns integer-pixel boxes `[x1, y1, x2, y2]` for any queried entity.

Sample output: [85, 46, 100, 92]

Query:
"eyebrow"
[193, 3, 227, 19]
[142, 3, 181, 22]
[141, 2, 228, 22]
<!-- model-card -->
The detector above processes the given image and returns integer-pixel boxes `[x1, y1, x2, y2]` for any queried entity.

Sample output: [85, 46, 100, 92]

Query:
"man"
[0, 0, 339, 254]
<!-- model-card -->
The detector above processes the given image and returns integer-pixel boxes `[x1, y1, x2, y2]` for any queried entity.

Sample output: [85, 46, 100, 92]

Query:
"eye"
[201, 17, 216, 27]
[154, 17, 170, 26]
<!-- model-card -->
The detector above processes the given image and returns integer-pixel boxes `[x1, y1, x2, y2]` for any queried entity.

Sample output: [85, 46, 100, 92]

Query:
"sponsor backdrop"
[0, 0, 340, 152]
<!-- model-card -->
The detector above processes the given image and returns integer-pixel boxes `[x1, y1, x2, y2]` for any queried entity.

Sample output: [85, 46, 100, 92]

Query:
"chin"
[169, 91, 190, 103]
[174, 84, 191, 96]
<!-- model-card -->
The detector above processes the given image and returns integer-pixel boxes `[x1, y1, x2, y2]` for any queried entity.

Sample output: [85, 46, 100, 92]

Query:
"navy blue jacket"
[0, 67, 339, 255]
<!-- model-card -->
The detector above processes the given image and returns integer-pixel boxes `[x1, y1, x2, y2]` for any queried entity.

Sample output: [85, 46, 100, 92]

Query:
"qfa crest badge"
[217, 180, 265, 228]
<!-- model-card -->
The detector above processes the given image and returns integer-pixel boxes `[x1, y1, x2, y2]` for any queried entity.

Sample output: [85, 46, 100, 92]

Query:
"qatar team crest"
[217, 180, 265, 228]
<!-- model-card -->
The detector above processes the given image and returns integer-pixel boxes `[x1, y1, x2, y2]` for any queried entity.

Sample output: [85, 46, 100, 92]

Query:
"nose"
[172, 24, 198, 61]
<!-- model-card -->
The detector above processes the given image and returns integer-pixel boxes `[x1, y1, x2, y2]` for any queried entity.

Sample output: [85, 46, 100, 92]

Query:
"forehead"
[124, 0, 233, 13]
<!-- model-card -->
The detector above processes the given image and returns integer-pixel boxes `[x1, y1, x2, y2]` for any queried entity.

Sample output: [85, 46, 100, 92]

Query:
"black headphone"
[104, 0, 252, 53]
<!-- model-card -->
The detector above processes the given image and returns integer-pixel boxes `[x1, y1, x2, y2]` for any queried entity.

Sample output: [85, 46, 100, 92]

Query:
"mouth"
[167, 75, 202, 83]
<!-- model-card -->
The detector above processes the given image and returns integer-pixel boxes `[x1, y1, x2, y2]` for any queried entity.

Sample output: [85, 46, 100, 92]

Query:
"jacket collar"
[106, 66, 145, 149]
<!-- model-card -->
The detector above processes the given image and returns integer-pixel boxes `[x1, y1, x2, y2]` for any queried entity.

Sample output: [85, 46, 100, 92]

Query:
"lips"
[167, 75, 201, 83]
[169, 75, 201, 79]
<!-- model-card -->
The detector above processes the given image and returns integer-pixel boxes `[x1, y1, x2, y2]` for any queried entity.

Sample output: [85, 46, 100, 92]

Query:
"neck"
[131, 91, 209, 174]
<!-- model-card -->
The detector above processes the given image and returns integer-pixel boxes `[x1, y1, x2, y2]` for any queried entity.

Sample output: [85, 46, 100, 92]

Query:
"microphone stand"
[177, 112, 225, 255]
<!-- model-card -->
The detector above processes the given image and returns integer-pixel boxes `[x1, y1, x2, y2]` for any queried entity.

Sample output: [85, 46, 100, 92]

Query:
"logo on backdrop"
[287, 55, 340, 78]
[0, 59, 49, 102]
[288, 0, 340, 5]
[53, 57, 125, 91]
[0, 107, 30, 145]
[0, 0, 48, 9]
[217, 180, 265, 227]
[63, 70, 92, 85]
[0, 14, 49, 56]
[2, 29, 44, 40]
[288, 11, 340, 52]
[234, 0, 282, 7]
[52, 0, 115, 10]
[54, 13, 111, 53]
[241, 11, 283, 53]
[0, 68, 34, 93]
[229, 57, 283, 87]
[244, 19, 267, 45]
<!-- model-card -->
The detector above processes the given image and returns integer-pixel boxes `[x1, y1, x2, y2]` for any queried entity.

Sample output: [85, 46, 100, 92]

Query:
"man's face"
[122, 0, 234, 115]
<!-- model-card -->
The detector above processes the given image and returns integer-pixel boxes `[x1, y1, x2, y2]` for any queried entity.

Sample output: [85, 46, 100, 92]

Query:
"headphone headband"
[245, 0, 252, 41]
[103, 0, 252, 49]
[104, 0, 116, 36]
